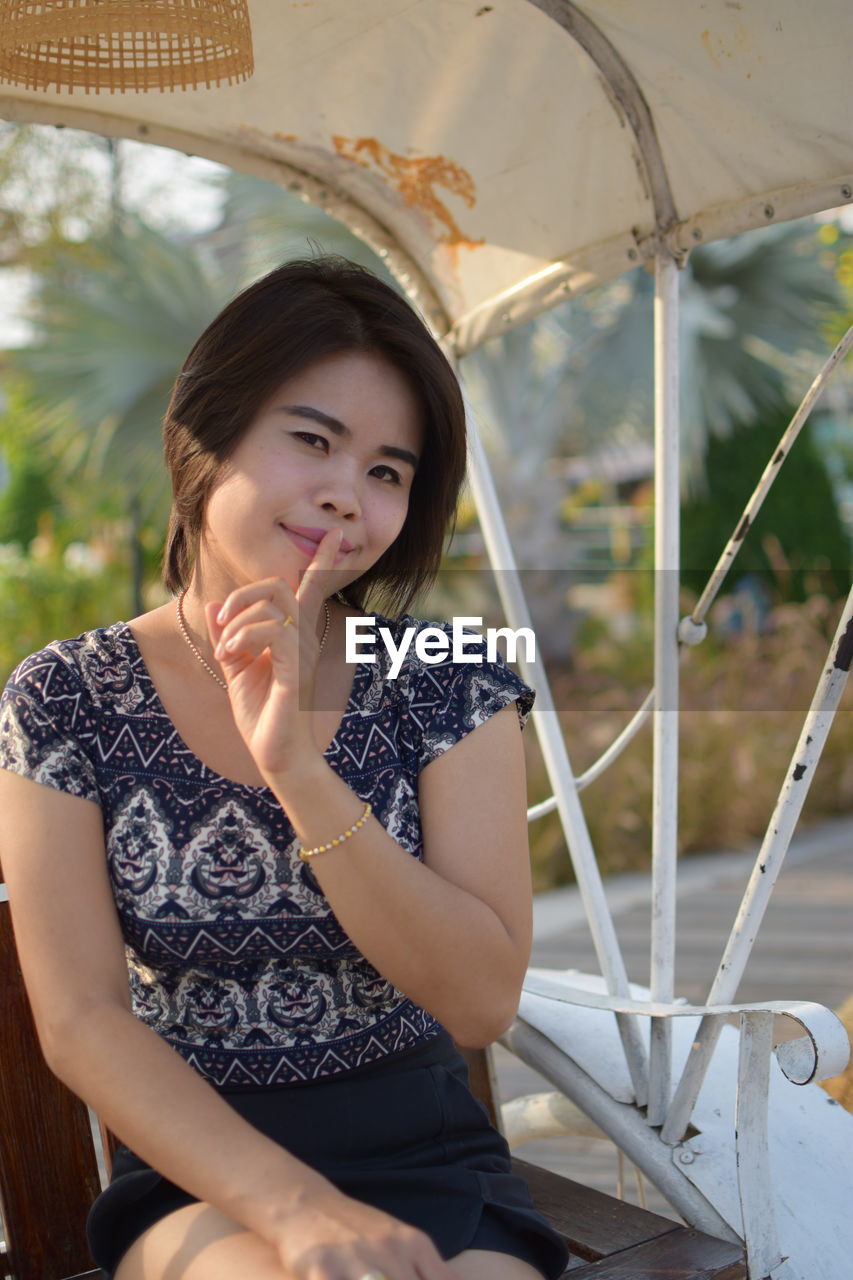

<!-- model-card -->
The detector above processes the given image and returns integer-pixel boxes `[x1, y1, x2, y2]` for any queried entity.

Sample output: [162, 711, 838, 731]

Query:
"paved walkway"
[495, 814, 853, 1215]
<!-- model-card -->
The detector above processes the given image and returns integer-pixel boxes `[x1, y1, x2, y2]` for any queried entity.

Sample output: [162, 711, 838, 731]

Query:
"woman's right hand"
[271, 1186, 458, 1280]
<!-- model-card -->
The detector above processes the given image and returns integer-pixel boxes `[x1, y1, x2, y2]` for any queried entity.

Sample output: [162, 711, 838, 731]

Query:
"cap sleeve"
[0, 648, 100, 804]
[404, 618, 536, 772]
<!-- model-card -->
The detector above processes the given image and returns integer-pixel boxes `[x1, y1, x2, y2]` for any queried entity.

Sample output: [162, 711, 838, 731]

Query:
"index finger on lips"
[295, 528, 343, 614]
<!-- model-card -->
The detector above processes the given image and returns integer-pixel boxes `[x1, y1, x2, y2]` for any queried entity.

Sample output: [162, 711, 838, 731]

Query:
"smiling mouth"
[280, 526, 353, 561]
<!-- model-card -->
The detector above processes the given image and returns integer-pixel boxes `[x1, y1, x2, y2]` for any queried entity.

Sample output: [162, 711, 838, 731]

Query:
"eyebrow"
[282, 404, 420, 470]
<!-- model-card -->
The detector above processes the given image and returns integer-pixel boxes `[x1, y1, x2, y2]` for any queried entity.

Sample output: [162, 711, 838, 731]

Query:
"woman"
[0, 258, 568, 1280]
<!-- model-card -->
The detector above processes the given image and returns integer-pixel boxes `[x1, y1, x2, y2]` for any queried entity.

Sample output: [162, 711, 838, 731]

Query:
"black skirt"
[86, 1032, 570, 1279]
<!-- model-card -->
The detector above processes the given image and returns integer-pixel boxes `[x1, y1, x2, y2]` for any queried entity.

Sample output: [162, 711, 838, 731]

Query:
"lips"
[281, 525, 354, 558]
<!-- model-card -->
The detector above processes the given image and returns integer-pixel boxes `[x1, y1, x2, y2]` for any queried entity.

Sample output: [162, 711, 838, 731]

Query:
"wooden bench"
[0, 889, 746, 1280]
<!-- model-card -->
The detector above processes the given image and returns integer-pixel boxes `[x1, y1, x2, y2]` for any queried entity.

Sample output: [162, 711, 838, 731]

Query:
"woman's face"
[197, 349, 423, 599]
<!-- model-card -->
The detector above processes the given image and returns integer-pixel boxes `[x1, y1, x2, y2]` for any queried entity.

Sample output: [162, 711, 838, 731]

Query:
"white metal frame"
[453, 12, 853, 1275]
[507, 984, 851, 1279]
[464, 299, 853, 1275]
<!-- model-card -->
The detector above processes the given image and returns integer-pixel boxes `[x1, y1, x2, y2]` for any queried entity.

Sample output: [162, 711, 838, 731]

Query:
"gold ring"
[359, 1273, 388, 1280]
[282, 615, 294, 628]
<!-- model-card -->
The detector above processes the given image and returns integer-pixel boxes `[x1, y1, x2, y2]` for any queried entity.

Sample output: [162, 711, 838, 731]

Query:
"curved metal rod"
[525, 0, 680, 238]
[530, 320, 851, 812]
[690, 320, 853, 626]
[577, 687, 656, 791]
[521, 972, 851, 1086]
[526, 686, 656, 823]
[502, 1019, 742, 1244]
[526, 795, 558, 822]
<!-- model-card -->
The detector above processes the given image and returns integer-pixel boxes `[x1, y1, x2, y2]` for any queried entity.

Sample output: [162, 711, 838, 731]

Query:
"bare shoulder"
[419, 701, 526, 794]
[127, 601, 181, 648]
[127, 601, 199, 688]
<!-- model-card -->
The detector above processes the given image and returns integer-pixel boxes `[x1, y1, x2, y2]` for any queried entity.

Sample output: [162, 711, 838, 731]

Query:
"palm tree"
[457, 220, 841, 653]
[208, 168, 396, 288]
[465, 221, 839, 483]
[11, 218, 232, 609]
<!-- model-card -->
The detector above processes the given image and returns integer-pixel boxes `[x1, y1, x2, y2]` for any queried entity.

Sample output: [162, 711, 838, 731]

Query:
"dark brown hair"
[162, 256, 467, 615]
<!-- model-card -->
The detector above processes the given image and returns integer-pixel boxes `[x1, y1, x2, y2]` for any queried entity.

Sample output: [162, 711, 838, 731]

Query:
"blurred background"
[0, 121, 850, 890]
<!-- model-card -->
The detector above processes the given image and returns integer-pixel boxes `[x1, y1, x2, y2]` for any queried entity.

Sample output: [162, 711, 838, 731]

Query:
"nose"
[314, 460, 362, 522]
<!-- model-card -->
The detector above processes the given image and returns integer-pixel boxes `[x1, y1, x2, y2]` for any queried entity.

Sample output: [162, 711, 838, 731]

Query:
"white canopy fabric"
[1, 0, 851, 350]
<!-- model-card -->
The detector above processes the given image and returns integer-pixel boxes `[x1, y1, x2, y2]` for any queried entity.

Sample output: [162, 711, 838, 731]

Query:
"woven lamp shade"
[0, 0, 253, 94]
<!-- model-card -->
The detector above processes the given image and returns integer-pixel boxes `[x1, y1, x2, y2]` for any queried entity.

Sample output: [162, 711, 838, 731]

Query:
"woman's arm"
[265, 701, 533, 1049]
[207, 563, 535, 1050]
[0, 770, 453, 1280]
[0, 770, 328, 1229]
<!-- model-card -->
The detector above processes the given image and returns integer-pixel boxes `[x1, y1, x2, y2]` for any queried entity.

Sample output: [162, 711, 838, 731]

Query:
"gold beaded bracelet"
[298, 801, 372, 862]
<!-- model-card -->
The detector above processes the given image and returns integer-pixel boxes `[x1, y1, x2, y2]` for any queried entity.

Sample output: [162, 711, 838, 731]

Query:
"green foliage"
[683, 222, 838, 440]
[0, 122, 113, 269]
[681, 404, 851, 603]
[0, 526, 160, 684]
[823, 233, 853, 352]
[213, 170, 396, 288]
[0, 381, 167, 670]
[0, 453, 54, 547]
[11, 218, 230, 520]
[0, 382, 61, 546]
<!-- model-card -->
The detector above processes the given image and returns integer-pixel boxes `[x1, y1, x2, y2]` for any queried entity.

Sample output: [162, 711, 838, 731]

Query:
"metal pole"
[689, 321, 853, 627]
[527, 689, 655, 818]
[735, 1011, 783, 1278]
[502, 1019, 741, 1244]
[648, 248, 681, 1126]
[463, 401, 649, 1104]
[662, 585, 853, 1143]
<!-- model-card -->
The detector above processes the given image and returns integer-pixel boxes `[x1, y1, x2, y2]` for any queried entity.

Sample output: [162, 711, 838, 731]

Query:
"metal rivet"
[678, 1148, 695, 1165]
[764, 203, 774, 218]
[842, 186, 852, 200]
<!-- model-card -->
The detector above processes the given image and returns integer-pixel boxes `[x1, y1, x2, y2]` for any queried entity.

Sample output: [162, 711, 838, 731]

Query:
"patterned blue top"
[0, 613, 534, 1089]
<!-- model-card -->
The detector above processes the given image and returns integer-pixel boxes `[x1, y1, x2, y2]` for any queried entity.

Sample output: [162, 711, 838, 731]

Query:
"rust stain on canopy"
[332, 135, 484, 250]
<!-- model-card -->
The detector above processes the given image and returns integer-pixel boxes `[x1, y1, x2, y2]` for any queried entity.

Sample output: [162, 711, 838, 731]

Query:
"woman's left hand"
[204, 528, 343, 780]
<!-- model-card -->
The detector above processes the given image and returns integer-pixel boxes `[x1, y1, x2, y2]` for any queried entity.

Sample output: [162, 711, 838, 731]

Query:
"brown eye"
[294, 432, 328, 451]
